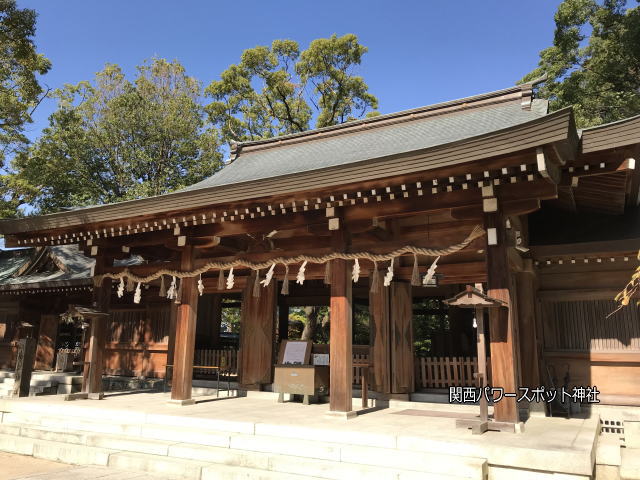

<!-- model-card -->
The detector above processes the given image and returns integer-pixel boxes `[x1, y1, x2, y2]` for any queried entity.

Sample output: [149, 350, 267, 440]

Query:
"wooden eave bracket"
[537, 147, 562, 184]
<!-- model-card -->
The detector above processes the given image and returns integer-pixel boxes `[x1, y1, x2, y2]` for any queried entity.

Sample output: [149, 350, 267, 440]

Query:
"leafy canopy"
[0, 0, 51, 162]
[521, 0, 640, 128]
[11, 58, 222, 214]
[206, 34, 378, 144]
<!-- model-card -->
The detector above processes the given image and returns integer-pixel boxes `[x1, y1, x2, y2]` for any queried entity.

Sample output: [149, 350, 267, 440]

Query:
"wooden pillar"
[516, 261, 540, 389]
[369, 271, 391, 394]
[390, 282, 414, 395]
[82, 256, 111, 397]
[329, 258, 354, 415]
[169, 245, 199, 405]
[484, 209, 519, 424]
[238, 273, 277, 390]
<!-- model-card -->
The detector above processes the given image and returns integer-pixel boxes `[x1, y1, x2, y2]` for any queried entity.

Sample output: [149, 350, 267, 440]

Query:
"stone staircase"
[0, 370, 82, 398]
[0, 404, 487, 480]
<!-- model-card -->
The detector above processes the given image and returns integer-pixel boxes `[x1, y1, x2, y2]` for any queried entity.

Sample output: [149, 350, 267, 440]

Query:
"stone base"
[166, 398, 196, 406]
[88, 392, 104, 400]
[63, 392, 88, 401]
[325, 410, 357, 420]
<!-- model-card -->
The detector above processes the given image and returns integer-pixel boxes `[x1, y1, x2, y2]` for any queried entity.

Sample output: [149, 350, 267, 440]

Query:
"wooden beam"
[169, 245, 198, 405]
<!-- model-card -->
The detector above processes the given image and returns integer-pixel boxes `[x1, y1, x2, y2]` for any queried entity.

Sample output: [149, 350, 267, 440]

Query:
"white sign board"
[282, 341, 308, 365]
[313, 354, 329, 366]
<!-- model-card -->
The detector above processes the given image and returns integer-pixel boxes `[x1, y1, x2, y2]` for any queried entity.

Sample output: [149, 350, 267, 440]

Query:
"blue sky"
[17, 0, 563, 141]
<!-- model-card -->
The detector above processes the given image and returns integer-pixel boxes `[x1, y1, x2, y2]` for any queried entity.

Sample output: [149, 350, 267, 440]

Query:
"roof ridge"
[230, 84, 532, 157]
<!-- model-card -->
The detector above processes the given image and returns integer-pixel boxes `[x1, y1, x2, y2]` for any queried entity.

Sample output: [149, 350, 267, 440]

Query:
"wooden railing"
[415, 356, 490, 389]
[194, 349, 238, 376]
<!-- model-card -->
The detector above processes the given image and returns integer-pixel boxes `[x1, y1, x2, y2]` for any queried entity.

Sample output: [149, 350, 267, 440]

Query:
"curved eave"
[0, 107, 575, 237]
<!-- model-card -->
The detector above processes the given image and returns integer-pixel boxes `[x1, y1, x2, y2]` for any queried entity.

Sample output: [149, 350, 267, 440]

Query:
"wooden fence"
[192, 349, 486, 390]
[194, 349, 238, 376]
[415, 356, 490, 389]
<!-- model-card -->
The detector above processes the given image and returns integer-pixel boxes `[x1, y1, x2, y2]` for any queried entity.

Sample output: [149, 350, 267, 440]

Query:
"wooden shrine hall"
[0, 82, 639, 425]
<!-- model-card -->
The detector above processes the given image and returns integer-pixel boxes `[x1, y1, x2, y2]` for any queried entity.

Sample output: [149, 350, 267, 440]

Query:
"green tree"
[206, 34, 378, 144]
[0, 0, 51, 162]
[10, 58, 222, 214]
[521, 0, 640, 128]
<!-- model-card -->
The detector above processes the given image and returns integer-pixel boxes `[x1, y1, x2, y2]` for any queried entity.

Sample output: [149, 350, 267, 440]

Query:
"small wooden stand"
[446, 286, 524, 434]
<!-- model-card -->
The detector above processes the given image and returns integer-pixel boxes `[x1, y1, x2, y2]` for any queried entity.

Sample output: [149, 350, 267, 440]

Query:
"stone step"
[621, 448, 640, 480]
[0, 433, 113, 466]
[0, 378, 53, 387]
[0, 414, 487, 479]
[108, 451, 209, 480]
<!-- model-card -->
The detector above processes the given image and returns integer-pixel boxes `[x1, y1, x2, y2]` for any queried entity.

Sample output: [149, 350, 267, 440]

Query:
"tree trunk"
[301, 306, 320, 341]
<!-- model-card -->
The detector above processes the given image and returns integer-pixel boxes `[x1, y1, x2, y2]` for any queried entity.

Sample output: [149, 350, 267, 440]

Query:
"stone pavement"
[0, 452, 171, 480]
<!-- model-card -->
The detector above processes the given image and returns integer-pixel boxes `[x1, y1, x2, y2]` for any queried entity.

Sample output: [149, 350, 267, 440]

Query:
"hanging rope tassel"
[383, 257, 395, 287]
[370, 261, 379, 293]
[226, 267, 235, 289]
[324, 261, 332, 285]
[197, 274, 204, 296]
[133, 282, 142, 304]
[252, 270, 261, 298]
[174, 278, 182, 304]
[158, 275, 166, 297]
[423, 256, 440, 286]
[217, 270, 224, 290]
[352, 258, 360, 283]
[281, 265, 290, 295]
[296, 260, 307, 285]
[117, 277, 125, 298]
[411, 254, 421, 286]
[261, 263, 276, 287]
[166, 276, 176, 300]
[126, 276, 135, 292]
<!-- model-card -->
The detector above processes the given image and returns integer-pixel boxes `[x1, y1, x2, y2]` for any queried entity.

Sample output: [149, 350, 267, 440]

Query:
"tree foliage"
[521, 0, 640, 128]
[206, 34, 378, 144]
[10, 58, 222, 214]
[0, 0, 51, 163]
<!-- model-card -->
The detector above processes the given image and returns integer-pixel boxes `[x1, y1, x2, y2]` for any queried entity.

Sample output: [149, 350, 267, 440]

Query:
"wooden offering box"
[273, 340, 329, 404]
[273, 364, 329, 401]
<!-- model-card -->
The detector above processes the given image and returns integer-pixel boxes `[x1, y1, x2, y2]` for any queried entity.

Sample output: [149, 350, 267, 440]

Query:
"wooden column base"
[166, 398, 196, 406]
[325, 410, 357, 420]
[456, 418, 525, 434]
[63, 392, 104, 401]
